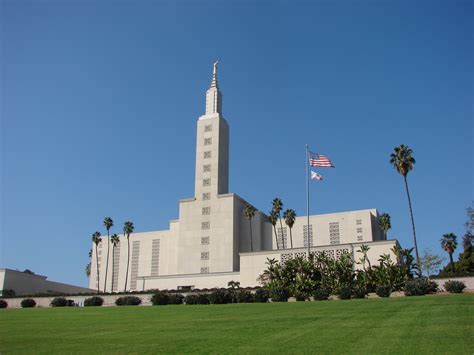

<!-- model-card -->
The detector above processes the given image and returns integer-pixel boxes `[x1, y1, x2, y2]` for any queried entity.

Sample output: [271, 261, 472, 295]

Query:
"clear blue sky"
[1, 0, 472, 287]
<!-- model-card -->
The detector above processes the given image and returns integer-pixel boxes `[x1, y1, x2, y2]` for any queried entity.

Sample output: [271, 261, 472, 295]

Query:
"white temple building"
[90, 64, 398, 292]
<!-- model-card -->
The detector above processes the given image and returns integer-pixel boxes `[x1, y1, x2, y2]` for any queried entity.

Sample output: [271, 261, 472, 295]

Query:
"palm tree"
[123, 221, 135, 292]
[283, 209, 296, 248]
[244, 204, 257, 252]
[272, 198, 285, 248]
[378, 213, 392, 240]
[390, 144, 420, 271]
[440, 233, 458, 274]
[103, 217, 113, 293]
[110, 233, 120, 292]
[91, 231, 102, 294]
[269, 210, 279, 250]
[85, 262, 91, 277]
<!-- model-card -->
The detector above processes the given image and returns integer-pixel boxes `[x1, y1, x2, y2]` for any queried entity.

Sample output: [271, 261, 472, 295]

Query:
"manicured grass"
[1, 294, 473, 353]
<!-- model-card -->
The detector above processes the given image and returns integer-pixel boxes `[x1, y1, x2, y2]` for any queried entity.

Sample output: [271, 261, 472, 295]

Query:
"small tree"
[378, 213, 391, 240]
[420, 248, 444, 277]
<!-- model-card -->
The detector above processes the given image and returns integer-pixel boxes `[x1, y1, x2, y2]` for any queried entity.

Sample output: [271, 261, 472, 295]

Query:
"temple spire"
[205, 60, 222, 115]
[210, 60, 219, 89]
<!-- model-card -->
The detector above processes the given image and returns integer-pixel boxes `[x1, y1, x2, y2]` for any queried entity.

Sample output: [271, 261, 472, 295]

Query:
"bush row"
[152, 289, 270, 305]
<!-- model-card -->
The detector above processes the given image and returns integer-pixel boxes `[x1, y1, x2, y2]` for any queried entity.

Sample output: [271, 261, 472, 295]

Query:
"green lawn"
[1, 294, 473, 354]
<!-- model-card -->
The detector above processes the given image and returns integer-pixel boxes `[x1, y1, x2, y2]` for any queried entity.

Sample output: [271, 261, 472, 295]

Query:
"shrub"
[0, 300, 8, 308]
[313, 288, 330, 301]
[151, 292, 170, 305]
[254, 288, 269, 303]
[115, 296, 142, 306]
[235, 290, 254, 303]
[168, 293, 184, 305]
[184, 294, 198, 305]
[50, 297, 68, 307]
[84, 296, 104, 307]
[404, 277, 436, 296]
[21, 298, 36, 308]
[444, 280, 466, 293]
[338, 286, 352, 300]
[295, 291, 310, 301]
[376, 285, 391, 298]
[208, 289, 231, 304]
[352, 286, 367, 299]
[196, 294, 210, 305]
[1, 289, 15, 297]
[269, 286, 289, 302]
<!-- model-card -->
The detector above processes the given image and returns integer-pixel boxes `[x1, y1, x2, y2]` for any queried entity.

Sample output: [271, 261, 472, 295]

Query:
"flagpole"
[306, 144, 310, 258]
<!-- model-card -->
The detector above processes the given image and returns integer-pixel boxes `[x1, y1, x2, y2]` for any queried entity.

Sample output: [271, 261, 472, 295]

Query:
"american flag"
[309, 151, 335, 168]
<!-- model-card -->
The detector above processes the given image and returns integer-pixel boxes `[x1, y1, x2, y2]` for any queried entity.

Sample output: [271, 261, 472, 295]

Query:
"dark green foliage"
[404, 277, 436, 296]
[84, 296, 104, 307]
[270, 286, 289, 302]
[375, 285, 391, 298]
[115, 296, 142, 306]
[1, 289, 15, 298]
[50, 297, 69, 307]
[151, 292, 170, 305]
[196, 294, 210, 304]
[21, 298, 36, 308]
[0, 300, 7, 308]
[295, 291, 310, 301]
[312, 288, 330, 301]
[352, 286, 367, 299]
[168, 293, 184, 305]
[254, 288, 269, 303]
[444, 280, 466, 293]
[338, 286, 352, 300]
[208, 289, 232, 304]
[235, 290, 254, 303]
[184, 294, 198, 305]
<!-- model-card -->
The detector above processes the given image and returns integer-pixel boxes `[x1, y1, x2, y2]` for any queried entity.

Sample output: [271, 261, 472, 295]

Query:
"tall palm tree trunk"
[95, 245, 100, 294]
[249, 220, 253, 252]
[449, 252, 455, 274]
[278, 219, 285, 249]
[104, 231, 110, 293]
[124, 237, 130, 292]
[111, 246, 115, 293]
[404, 175, 420, 273]
[273, 226, 279, 250]
[289, 227, 293, 249]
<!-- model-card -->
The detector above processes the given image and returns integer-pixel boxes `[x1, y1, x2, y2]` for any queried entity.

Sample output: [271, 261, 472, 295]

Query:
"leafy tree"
[227, 280, 240, 289]
[123, 221, 135, 292]
[440, 233, 458, 274]
[378, 213, 391, 240]
[420, 248, 444, 277]
[390, 144, 420, 272]
[103, 217, 113, 293]
[272, 198, 285, 248]
[110, 234, 120, 292]
[244, 204, 257, 252]
[91, 231, 102, 293]
[269, 210, 279, 249]
[283, 209, 296, 249]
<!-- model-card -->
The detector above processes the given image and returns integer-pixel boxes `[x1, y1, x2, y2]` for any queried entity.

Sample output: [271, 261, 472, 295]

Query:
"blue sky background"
[1, 0, 472, 287]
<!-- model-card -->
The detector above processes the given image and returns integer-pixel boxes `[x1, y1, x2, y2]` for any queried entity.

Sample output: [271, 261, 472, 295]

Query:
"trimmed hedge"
[151, 292, 170, 305]
[376, 285, 391, 298]
[0, 300, 8, 308]
[254, 288, 269, 303]
[208, 289, 232, 304]
[269, 286, 289, 302]
[235, 290, 254, 303]
[168, 293, 184, 305]
[338, 286, 352, 300]
[313, 288, 330, 301]
[352, 287, 367, 299]
[84, 296, 104, 307]
[444, 280, 466, 293]
[404, 278, 437, 296]
[115, 296, 142, 306]
[21, 298, 36, 308]
[50, 297, 70, 307]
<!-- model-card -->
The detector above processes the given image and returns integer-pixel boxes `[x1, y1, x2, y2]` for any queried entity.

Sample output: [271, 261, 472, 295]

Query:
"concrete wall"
[433, 277, 474, 291]
[139, 271, 240, 291]
[1, 269, 93, 296]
